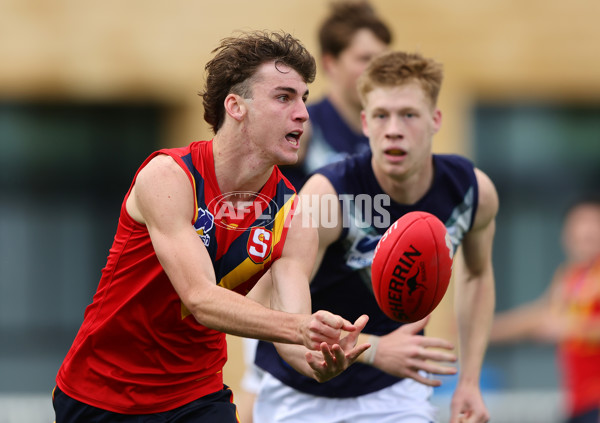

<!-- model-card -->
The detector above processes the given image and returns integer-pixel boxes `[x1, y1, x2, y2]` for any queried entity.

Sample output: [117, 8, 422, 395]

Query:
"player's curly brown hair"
[200, 30, 316, 134]
[357, 51, 444, 109]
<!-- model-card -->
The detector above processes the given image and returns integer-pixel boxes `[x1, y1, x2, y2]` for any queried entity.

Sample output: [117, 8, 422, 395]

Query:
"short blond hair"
[357, 51, 443, 108]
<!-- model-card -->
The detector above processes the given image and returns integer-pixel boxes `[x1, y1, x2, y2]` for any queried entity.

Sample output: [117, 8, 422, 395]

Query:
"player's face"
[562, 204, 600, 263]
[327, 29, 388, 109]
[243, 62, 310, 166]
[361, 81, 441, 179]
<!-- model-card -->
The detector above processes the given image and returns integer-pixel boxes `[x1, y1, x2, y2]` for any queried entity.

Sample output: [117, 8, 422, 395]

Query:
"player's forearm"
[455, 272, 495, 385]
[186, 285, 305, 345]
[157, 241, 308, 345]
[489, 301, 547, 343]
[273, 342, 315, 378]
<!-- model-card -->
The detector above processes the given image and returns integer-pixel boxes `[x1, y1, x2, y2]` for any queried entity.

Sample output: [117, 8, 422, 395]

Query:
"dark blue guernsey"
[255, 151, 479, 398]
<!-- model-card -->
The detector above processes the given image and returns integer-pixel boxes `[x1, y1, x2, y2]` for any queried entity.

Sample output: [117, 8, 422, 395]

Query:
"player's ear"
[431, 108, 442, 134]
[321, 53, 337, 75]
[224, 93, 247, 122]
[361, 110, 370, 137]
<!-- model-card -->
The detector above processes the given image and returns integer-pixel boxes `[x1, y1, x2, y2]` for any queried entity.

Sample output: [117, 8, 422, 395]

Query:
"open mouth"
[285, 131, 301, 147]
[385, 148, 406, 157]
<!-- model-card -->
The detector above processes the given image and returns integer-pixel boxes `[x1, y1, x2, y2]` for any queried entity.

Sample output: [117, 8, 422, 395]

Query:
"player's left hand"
[450, 383, 489, 423]
[304, 314, 370, 382]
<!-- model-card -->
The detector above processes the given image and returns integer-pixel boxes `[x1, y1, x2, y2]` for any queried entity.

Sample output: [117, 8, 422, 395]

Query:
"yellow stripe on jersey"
[217, 193, 296, 292]
[191, 173, 199, 223]
[217, 256, 270, 291]
[181, 302, 192, 320]
[272, 193, 296, 247]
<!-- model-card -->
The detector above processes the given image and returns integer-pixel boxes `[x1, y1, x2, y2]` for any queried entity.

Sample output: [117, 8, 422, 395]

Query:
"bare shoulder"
[136, 154, 187, 187]
[473, 167, 499, 231]
[127, 154, 192, 224]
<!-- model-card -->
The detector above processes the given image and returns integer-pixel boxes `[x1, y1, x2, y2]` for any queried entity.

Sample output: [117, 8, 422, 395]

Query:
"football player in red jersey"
[491, 196, 600, 423]
[53, 31, 370, 422]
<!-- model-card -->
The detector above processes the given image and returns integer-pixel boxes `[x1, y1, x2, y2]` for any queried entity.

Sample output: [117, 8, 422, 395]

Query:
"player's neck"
[372, 158, 435, 205]
[212, 132, 273, 194]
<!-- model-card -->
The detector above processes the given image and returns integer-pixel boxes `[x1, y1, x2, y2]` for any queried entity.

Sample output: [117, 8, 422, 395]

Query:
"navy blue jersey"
[255, 151, 478, 398]
[280, 97, 370, 189]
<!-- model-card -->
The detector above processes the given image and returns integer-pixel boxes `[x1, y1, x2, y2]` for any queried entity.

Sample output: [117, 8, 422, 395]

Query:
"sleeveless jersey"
[557, 256, 600, 416]
[280, 97, 370, 189]
[255, 151, 478, 398]
[56, 140, 297, 413]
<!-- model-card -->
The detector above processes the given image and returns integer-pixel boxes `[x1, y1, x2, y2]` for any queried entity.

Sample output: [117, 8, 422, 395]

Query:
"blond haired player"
[254, 51, 498, 423]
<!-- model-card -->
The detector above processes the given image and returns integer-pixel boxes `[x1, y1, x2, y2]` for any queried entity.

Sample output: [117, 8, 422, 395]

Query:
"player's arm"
[450, 168, 498, 423]
[268, 182, 370, 381]
[304, 173, 345, 274]
[128, 154, 351, 350]
[489, 266, 565, 344]
[246, 268, 370, 383]
[534, 265, 600, 343]
[357, 316, 458, 387]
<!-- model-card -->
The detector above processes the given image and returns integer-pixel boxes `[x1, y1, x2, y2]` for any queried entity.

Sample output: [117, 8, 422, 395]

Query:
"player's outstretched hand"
[373, 315, 457, 386]
[300, 310, 361, 351]
[304, 314, 370, 383]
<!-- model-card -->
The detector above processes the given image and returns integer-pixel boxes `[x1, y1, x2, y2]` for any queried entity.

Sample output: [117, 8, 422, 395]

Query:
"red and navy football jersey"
[56, 140, 297, 414]
[164, 141, 298, 297]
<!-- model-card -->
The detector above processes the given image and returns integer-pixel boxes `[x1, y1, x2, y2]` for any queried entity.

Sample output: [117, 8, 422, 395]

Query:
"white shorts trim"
[254, 372, 437, 423]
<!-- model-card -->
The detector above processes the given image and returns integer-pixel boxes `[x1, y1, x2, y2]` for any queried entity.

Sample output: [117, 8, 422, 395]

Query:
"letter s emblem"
[247, 227, 273, 263]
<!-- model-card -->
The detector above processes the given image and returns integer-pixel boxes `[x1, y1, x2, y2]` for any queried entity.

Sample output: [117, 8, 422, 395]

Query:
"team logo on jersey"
[346, 233, 382, 270]
[247, 227, 273, 263]
[194, 207, 214, 246]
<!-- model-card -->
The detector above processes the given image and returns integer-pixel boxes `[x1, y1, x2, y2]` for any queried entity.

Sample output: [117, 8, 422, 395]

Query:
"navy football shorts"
[53, 385, 239, 422]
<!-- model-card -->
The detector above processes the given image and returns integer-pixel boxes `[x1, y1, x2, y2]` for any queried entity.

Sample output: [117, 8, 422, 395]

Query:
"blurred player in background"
[254, 50, 498, 423]
[237, 2, 392, 420]
[280, 0, 392, 188]
[490, 195, 600, 423]
[52, 30, 370, 423]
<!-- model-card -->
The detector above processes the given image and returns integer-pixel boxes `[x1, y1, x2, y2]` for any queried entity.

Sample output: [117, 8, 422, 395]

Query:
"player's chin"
[374, 157, 407, 176]
[376, 166, 406, 182]
[275, 150, 299, 166]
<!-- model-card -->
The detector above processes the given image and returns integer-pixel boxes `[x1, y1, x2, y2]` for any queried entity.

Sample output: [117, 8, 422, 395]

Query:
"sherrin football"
[371, 211, 454, 322]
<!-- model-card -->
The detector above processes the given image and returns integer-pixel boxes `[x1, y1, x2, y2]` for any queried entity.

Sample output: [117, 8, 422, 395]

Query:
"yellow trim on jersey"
[217, 257, 269, 291]
[217, 193, 296, 291]
[190, 173, 199, 223]
[181, 302, 192, 320]
[272, 193, 296, 246]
